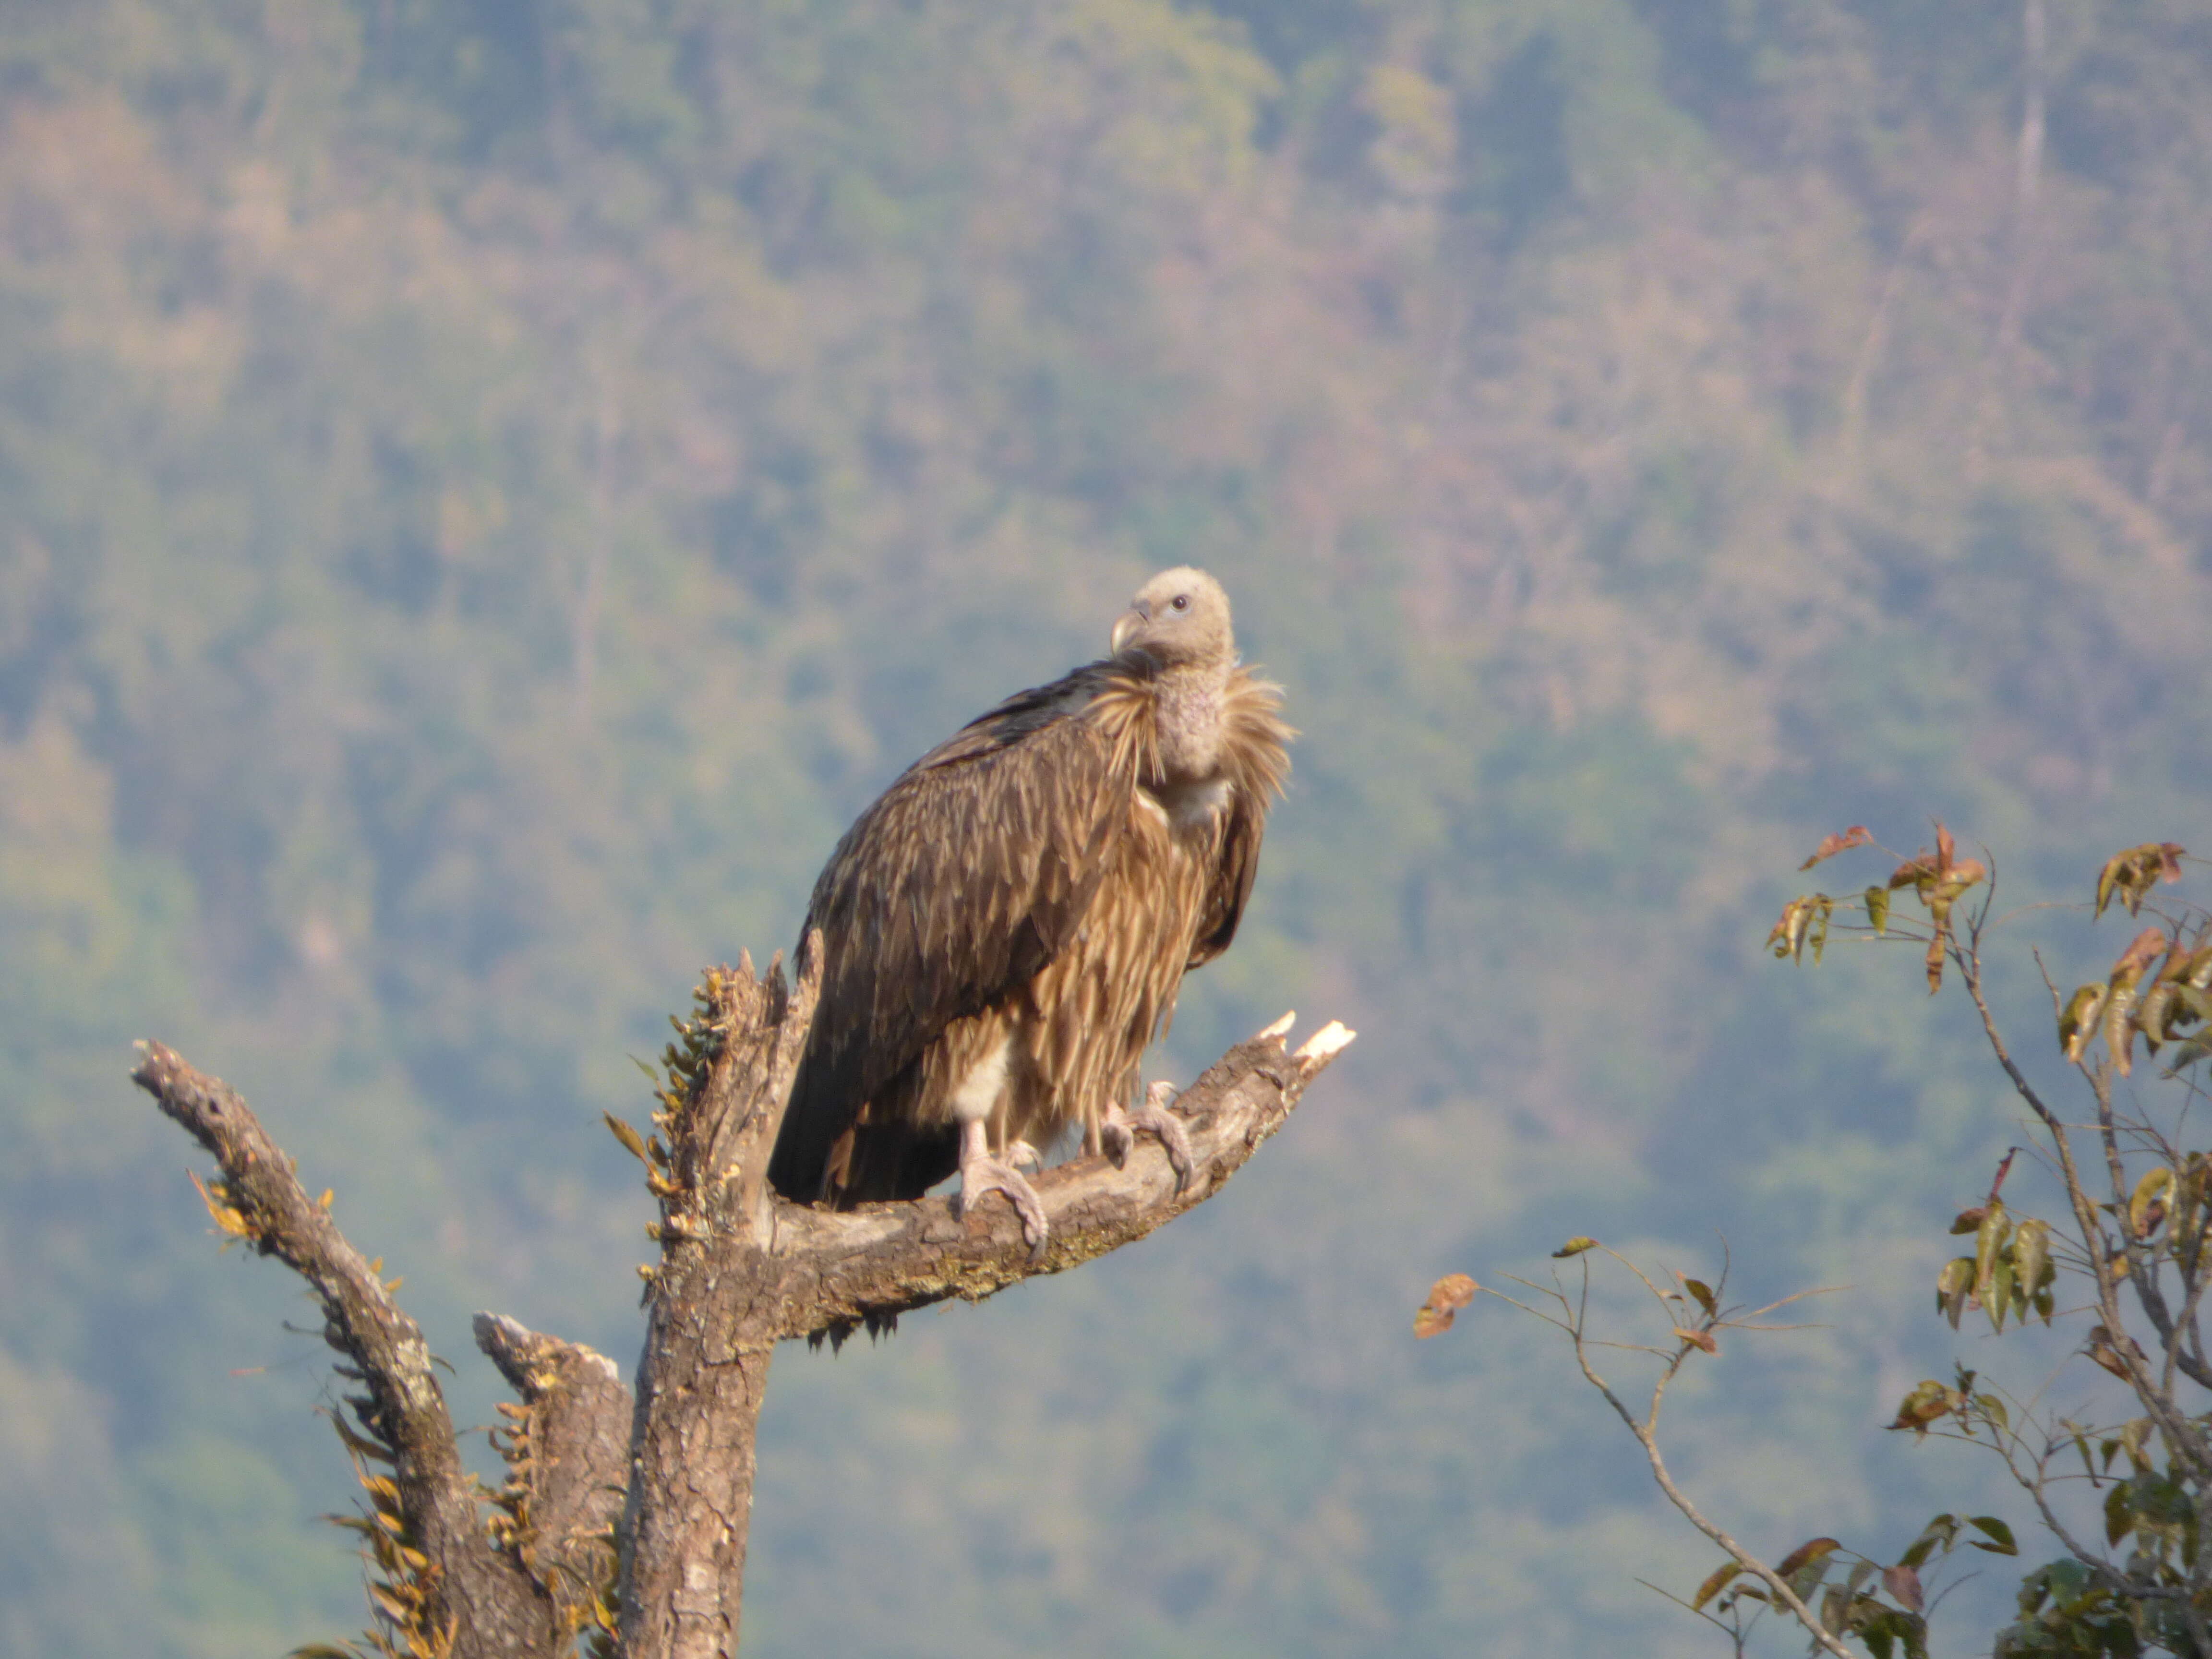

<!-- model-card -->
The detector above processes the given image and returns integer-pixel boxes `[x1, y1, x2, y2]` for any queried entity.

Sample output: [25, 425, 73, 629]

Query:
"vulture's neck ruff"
[1141, 657, 1234, 787]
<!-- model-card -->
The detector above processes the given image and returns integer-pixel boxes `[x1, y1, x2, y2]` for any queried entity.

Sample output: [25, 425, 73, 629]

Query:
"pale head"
[1109, 566, 1234, 670]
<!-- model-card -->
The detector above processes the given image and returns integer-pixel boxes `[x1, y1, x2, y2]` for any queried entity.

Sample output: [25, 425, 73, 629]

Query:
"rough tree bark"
[132, 939, 1351, 1659]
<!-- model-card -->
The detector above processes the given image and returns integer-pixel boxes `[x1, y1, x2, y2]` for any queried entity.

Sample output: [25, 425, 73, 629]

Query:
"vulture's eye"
[1171, 594, 1190, 611]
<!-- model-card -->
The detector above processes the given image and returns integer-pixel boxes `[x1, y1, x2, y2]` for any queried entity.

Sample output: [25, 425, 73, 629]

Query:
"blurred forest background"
[2, 0, 2210, 1654]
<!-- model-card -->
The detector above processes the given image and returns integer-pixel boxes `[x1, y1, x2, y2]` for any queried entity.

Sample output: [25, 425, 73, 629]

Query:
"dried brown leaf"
[1800, 826, 1874, 870]
[1775, 1537, 1842, 1579]
[2112, 926, 2171, 986]
[1889, 853, 1937, 891]
[1428, 1272, 1478, 1311]
[1692, 1561, 1743, 1611]
[604, 1112, 650, 1163]
[1889, 1378, 1955, 1434]
[1881, 1562, 1925, 1614]
[1414, 1274, 1478, 1338]
[2087, 1324, 2146, 1381]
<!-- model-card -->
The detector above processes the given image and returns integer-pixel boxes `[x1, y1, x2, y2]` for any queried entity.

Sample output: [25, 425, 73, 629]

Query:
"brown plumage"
[767, 567, 1291, 1246]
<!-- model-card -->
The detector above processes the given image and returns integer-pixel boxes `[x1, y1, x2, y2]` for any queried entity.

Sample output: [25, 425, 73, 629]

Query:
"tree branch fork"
[130, 943, 1351, 1659]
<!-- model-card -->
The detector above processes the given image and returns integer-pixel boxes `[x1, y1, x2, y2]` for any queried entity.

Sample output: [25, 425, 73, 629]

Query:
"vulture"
[767, 566, 1291, 1250]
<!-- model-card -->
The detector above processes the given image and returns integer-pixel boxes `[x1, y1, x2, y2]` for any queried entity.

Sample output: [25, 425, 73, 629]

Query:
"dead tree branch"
[476, 1314, 633, 1644]
[130, 1042, 566, 1658]
[133, 945, 1352, 1659]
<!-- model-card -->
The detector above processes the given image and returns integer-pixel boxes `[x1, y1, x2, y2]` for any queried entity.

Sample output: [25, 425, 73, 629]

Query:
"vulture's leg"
[956, 1116, 1047, 1257]
[1100, 1080, 1194, 1193]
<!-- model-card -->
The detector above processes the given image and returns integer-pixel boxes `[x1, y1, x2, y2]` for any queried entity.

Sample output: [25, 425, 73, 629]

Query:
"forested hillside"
[3, 2, 2209, 1654]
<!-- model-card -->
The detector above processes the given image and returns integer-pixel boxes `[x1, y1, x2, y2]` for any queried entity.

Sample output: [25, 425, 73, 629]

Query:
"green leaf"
[2096, 843, 2187, 919]
[1766, 896, 1834, 963]
[1974, 1200, 2009, 1301]
[2059, 984, 2108, 1061]
[1936, 1257, 1975, 1330]
[2012, 1220, 2050, 1323]
[1552, 1236, 1598, 1258]
[2105, 927, 2171, 1078]
[2165, 1029, 2212, 1075]
[2106, 986, 2141, 1076]
[1987, 1254, 2014, 1334]
[2062, 1424, 2099, 1485]
[2187, 940, 2212, 991]
[2096, 849, 2125, 918]
[2106, 1481, 2132, 1547]
[2129, 1167, 2175, 1239]
[1682, 1277, 1717, 1317]
[2120, 1418, 2154, 1475]
[1820, 1583, 1849, 1636]
[1854, 1604, 1928, 1659]
[1966, 1515, 2017, 1556]
[2140, 981, 2178, 1049]
[1898, 1513, 1957, 1571]
[1864, 884, 1889, 936]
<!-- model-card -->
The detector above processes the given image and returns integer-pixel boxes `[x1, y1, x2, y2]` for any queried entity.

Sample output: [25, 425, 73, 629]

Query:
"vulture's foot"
[957, 1118, 1048, 1260]
[1101, 1080, 1194, 1194]
[1004, 1138, 1043, 1172]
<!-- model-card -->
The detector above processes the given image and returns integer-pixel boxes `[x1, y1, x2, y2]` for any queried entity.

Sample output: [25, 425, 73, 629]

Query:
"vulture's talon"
[958, 1118, 1048, 1255]
[1004, 1138, 1043, 1172]
[1104, 1082, 1195, 1195]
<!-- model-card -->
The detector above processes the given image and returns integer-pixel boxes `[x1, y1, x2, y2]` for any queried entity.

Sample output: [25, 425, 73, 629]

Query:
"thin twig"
[1555, 1270, 1855, 1658]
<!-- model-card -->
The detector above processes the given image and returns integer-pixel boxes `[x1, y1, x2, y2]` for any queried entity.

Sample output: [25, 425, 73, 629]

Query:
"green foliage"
[1762, 837, 2212, 1657]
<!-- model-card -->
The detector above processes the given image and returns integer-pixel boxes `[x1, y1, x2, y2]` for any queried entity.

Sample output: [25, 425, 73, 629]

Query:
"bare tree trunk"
[623, 1317, 773, 1658]
[131, 945, 1351, 1659]
[617, 949, 814, 1657]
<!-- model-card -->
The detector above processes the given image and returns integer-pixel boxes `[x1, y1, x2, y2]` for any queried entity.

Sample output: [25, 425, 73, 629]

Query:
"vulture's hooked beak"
[1110, 603, 1148, 655]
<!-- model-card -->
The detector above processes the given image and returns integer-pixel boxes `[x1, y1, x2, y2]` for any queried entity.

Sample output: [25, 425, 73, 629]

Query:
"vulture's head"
[1111, 566, 1234, 670]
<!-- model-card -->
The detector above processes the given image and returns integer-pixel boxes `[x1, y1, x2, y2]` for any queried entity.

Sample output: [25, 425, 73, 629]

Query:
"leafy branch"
[1766, 829, 2212, 1657]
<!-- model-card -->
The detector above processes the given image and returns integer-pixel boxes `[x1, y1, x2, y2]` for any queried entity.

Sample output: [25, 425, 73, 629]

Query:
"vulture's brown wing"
[769, 671, 1133, 1202]
[1188, 787, 1265, 968]
[1188, 667, 1292, 968]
